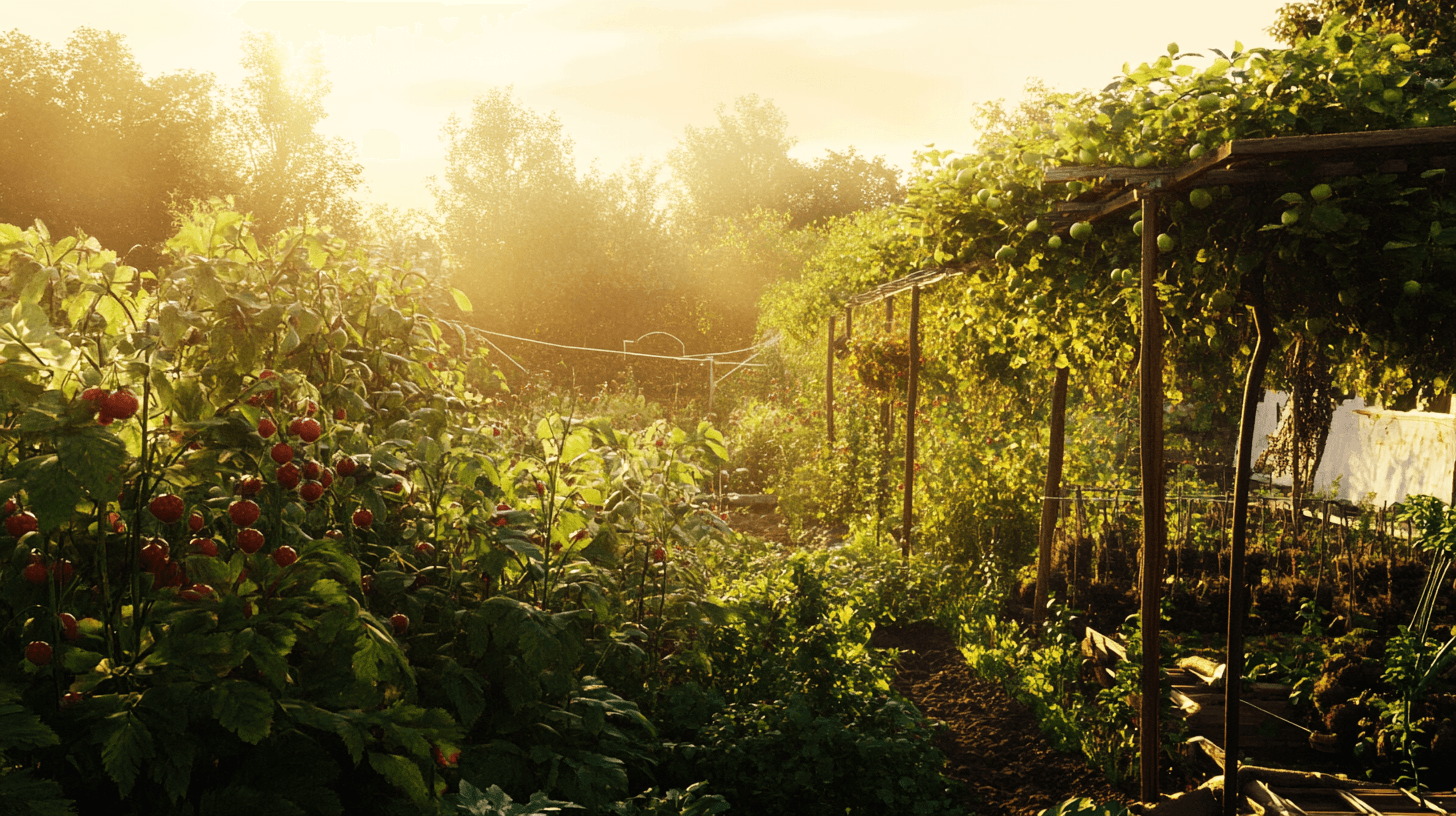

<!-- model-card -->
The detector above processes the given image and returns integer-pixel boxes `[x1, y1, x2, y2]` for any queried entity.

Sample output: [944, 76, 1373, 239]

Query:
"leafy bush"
[655, 553, 962, 816]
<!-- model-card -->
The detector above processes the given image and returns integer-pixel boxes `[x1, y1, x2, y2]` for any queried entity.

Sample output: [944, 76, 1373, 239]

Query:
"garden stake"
[1224, 277, 1274, 816]
[901, 285, 920, 560]
[826, 316, 836, 447]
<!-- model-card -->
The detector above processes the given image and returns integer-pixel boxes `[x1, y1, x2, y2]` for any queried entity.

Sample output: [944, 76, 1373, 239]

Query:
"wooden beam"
[1034, 366, 1069, 629]
[1226, 124, 1456, 161]
[1138, 192, 1167, 804]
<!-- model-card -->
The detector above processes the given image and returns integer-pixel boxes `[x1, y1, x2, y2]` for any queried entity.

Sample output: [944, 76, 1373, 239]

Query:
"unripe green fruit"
[1132, 221, 1143, 237]
[995, 245, 1015, 262]
[1310, 183, 1333, 202]
[1189, 188, 1213, 209]
[1156, 233, 1175, 253]
[1282, 210, 1300, 226]
[1047, 235, 1063, 250]
[1026, 219, 1040, 233]
[1069, 222, 1092, 241]
[1404, 280, 1421, 296]
[1189, 144, 1206, 159]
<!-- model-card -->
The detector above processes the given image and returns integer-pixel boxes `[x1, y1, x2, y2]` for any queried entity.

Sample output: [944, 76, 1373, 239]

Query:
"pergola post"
[826, 316, 836, 447]
[1224, 285, 1274, 816]
[901, 286, 921, 560]
[1138, 192, 1167, 803]
[1034, 366, 1069, 630]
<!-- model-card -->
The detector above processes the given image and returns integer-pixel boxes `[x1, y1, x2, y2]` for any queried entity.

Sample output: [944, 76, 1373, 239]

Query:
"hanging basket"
[848, 335, 913, 393]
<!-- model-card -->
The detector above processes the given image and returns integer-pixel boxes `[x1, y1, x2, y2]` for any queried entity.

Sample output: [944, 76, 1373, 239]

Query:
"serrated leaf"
[12, 455, 82, 532]
[56, 425, 127, 501]
[101, 712, 155, 796]
[367, 752, 428, 806]
[441, 661, 486, 728]
[0, 770, 77, 816]
[211, 680, 274, 744]
[0, 701, 61, 751]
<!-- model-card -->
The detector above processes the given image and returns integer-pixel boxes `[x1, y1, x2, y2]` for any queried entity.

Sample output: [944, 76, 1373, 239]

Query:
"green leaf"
[0, 223, 24, 247]
[56, 425, 127, 501]
[441, 661, 487, 728]
[1308, 203, 1348, 232]
[101, 712, 156, 796]
[12, 455, 82, 532]
[0, 699, 61, 751]
[211, 680, 275, 744]
[0, 770, 77, 816]
[451, 288, 474, 313]
[367, 752, 428, 806]
[415, 436, 443, 466]
[1384, 240, 1420, 250]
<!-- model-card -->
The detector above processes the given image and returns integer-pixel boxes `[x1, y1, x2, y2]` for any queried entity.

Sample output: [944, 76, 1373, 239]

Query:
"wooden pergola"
[824, 124, 1456, 810]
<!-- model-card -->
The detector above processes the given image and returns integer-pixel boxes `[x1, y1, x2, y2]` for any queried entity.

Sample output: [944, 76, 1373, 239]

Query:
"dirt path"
[875, 622, 1138, 816]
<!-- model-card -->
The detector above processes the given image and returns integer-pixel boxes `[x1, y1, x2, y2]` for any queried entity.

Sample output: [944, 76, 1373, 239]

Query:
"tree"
[0, 28, 222, 269]
[781, 148, 904, 229]
[1270, 0, 1455, 49]
[434, 86, 727, 394]
[215, 33, 363, 238]
[667, 94, 800, 230]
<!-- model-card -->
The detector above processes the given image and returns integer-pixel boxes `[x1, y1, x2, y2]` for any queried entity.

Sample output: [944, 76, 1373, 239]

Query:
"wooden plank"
[1225, 125, 1456, 162]
[1044, 165, 1179, 183]
[1338, 789, 1388, 816]
[1399, 787, 1450, 816]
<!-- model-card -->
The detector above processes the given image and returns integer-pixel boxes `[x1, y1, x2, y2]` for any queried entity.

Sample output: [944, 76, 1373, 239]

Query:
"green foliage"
[655, 550, 961, 816]
[961, 605, 1184, 789]
[1037, 797, 1133, 816]
[0, 210, 756, 814]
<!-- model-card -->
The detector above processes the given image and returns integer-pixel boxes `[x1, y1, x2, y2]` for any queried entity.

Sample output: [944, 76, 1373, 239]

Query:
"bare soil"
[875, 621, 1138, 816]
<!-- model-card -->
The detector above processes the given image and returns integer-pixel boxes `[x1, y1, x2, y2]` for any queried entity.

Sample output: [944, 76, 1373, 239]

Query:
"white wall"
[1247, 391, 1456, 505]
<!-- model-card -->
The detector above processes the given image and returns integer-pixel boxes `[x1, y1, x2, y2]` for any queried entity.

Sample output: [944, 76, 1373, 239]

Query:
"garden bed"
[875, 622, 1137, 816]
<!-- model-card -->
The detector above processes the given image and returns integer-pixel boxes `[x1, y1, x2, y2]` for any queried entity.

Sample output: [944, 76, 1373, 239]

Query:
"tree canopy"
[216, 32, 364, 238]
[0, 28, 222, 269]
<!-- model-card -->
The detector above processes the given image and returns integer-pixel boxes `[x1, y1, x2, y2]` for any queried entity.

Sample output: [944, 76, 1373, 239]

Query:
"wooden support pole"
[827, 316, 836, 447]
[1224, 282, 1274, 816]
[1034, 366, 1070, 629]
[1138, 192, 1167, 803]
[901, 286, 921, 560]
[883, 298, 895, 441]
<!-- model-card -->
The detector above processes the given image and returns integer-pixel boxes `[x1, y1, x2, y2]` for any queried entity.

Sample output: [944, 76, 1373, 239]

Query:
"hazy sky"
[3, 0, 1289, 211]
